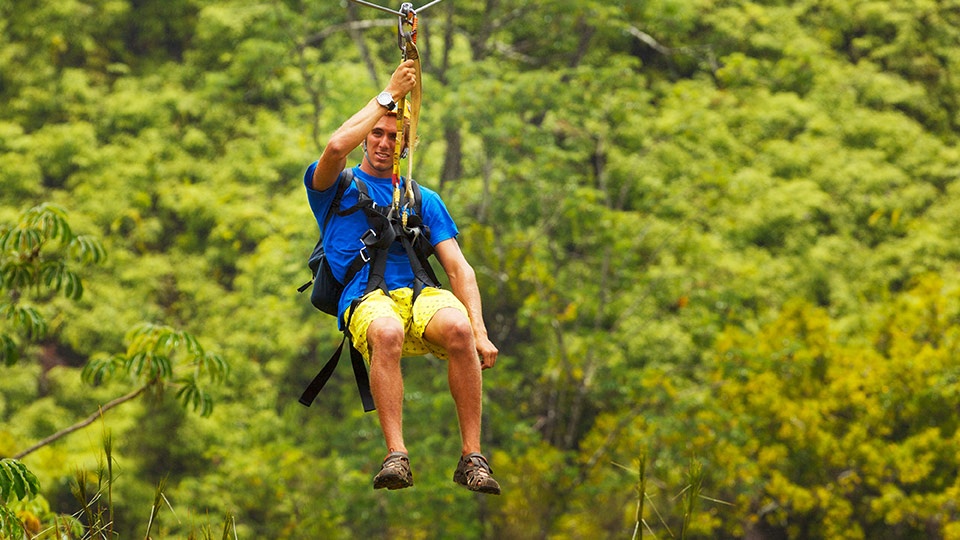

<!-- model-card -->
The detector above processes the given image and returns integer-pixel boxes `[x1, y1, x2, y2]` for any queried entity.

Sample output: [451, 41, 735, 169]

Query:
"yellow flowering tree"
[690, 273, 960, 538]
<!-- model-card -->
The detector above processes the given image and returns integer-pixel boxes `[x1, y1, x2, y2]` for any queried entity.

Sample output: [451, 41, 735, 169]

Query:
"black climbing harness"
[299, 169, 440, 412]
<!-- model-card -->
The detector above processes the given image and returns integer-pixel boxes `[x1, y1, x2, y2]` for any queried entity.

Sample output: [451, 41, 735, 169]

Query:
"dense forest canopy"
[3, 0, 960, 538]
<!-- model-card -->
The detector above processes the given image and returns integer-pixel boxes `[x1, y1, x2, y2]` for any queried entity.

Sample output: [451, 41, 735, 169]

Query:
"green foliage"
[0, 458, 40, 504]
[2, 0, 960, 537]
[83, 323, 229, 416]
[0, 458, 41, 539]
[0, 505, 27, 540]
[0, 203, 106, 294]
[637, 275, 960, 538]
[0, 203, 105, 365]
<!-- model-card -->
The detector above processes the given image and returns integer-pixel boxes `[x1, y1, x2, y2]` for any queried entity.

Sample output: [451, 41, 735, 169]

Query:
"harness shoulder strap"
[298, 169, 361, 293]
[336, 177, 373, 219]
[325, 168, 356, 227]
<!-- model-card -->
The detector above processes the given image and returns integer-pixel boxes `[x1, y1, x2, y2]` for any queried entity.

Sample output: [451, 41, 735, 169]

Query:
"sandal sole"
[455, 481, 501, 495]
[374, 475, 413, 490]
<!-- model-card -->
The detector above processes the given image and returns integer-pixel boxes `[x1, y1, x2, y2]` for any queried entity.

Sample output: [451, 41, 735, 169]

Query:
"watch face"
[377, 92, 394, 109]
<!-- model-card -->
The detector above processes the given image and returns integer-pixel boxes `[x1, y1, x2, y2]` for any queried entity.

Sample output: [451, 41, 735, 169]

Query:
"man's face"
[364, 114, 400, 172]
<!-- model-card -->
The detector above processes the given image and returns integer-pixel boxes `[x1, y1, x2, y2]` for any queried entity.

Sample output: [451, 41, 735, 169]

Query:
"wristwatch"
[376, 91, 396, 111]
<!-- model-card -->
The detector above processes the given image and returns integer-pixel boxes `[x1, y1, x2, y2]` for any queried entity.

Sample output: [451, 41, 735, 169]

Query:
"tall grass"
[622, 452, 728, 539]
[8, 426, 237, 539]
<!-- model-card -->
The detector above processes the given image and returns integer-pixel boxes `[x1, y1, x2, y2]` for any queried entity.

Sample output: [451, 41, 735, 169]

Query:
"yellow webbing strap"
[391, 93, 404, 212]
[405, 40, 421, 207]
[390, 7, 421, 216]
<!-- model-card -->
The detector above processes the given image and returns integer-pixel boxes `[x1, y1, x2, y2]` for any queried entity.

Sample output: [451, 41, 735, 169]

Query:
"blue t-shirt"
[304, 163, 458, 325]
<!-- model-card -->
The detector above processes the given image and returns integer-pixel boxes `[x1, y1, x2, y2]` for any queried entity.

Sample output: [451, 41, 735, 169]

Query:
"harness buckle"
[360, 229, 378, 262]
[361, 228, 378, 247]
[405, 226, 421, 243]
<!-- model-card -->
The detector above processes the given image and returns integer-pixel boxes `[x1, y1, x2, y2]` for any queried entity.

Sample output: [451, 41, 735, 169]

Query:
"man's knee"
[367, 318, 405, 355]
[433, 309, 474, 353]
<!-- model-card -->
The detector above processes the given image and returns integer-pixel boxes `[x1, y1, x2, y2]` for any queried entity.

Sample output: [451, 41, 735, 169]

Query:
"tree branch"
[12, 385, 148, 460]
[302, 19, 393, 49]
[627, 25, 674, 56]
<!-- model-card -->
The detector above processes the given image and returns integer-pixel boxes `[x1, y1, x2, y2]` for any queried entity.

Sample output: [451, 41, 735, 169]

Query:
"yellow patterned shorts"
[345, 287, 468, 363]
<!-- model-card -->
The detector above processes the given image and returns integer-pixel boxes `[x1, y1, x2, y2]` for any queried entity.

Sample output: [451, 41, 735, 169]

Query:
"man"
[303, 60, 501, 494]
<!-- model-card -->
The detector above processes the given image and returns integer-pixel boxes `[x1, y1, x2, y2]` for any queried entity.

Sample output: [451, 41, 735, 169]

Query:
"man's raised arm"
[311, 60, 418, 191]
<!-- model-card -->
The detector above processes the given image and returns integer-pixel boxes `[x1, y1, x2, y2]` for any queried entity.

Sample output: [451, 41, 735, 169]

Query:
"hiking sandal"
[373, 451, 414, 490]
[453, 453, 501, 495]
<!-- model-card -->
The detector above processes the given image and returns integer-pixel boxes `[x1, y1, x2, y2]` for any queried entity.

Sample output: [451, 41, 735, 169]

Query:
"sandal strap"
[453, 452, 501, 494]
[461, 453, 494, 483]
[384, 451, 409, 462]
[382, 451, 410, 469]
[374, 451, 413, 490]
[462, 452, 491, 468]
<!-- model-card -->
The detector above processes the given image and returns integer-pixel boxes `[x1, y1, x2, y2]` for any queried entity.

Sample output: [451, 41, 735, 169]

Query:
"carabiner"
[397, 3, 417, 56]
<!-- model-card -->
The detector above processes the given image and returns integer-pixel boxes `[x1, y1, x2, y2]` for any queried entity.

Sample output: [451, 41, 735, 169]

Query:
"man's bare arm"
[434, 238, 499, 369]
[311, 60, 418, 191]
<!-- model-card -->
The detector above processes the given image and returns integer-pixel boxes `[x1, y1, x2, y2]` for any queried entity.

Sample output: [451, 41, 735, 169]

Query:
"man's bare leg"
[367, 317, 407, 454]
[424, 307, 483, 455]
[424, 307, 501, 494]
[368, 317, 415, 490]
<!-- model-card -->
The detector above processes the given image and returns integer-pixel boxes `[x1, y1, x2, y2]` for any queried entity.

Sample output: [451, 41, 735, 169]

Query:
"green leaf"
[0, 459, 40, 503]
[69, 234, 107, 264]
[1, 304, 47, 340]
[0, 505, 27, 540]
[127, 351, 148, 377]
[176, 380, 214, 417]
[1, 262, 37, 290]
[198, 352, 229, 383]
[0, 334, 17, 366]
[82, 353, 125, 385]
[183, 333, 203, 356]
[63, 271, 83, 300]
[158, 356, 173, 379]
[26, 203, 71, 242]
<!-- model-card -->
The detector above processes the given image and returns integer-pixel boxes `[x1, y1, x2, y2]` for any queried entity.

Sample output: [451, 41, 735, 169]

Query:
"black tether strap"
[299, 305, 376, 412]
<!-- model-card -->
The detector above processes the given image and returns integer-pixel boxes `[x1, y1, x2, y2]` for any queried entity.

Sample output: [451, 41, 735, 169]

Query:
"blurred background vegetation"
[3, 0, 960, 538]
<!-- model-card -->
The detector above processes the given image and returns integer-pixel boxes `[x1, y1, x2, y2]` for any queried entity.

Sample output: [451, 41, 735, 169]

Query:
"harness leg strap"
[350, 344, 376, 412]
[298, 336, 347, 407]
